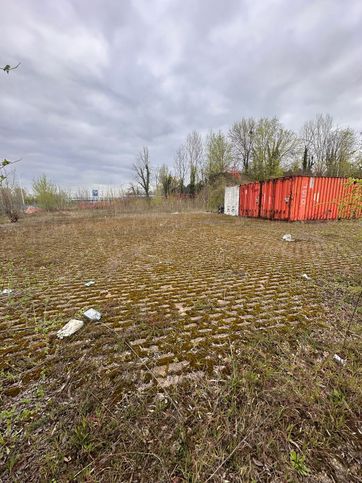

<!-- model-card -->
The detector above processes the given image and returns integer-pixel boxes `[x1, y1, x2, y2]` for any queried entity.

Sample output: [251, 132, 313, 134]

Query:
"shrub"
[0, 184, 24, 222]
[32, 175, 69, 211]
[338, 178, 362, 219]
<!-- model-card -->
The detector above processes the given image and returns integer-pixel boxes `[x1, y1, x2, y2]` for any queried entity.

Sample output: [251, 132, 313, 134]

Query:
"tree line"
[132, 114, 362, 199]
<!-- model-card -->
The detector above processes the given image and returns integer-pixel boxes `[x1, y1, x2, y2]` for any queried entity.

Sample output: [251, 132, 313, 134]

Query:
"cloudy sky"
[1, 0, 361, 190]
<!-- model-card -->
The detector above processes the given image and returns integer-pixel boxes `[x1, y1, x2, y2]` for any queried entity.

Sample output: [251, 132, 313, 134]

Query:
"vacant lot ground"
[1, 211, 361, 481]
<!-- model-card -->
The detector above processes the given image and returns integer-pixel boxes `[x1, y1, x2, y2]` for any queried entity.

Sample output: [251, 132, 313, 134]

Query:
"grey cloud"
[0, 0, 361, 190]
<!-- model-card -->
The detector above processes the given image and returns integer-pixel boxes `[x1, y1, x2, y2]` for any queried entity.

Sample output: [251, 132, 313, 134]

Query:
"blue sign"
[92, 189, 98, 198]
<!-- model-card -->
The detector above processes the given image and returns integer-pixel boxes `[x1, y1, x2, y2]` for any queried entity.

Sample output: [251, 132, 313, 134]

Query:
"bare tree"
[184, 131, 203, 196]
[302, 114, 358, 176]
[127, 183, 141, 196]
[302, 114, 333, 175]
[133, 146, 151, 198]
[325, 127, 357, 176]
[228, 118, 256, 174]
[0, 158, 22, 185]
[174, 146, 187, 193]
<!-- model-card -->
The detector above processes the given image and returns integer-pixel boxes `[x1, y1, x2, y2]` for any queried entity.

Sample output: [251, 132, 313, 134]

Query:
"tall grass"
[71, 194, 207, 215]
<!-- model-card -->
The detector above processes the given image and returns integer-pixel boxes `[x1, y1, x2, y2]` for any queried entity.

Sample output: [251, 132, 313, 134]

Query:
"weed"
[36, 386, 45, 398]
[331, 388, 346, 406]
[289, 450, 310, 477]
[72, 417, 93, 453]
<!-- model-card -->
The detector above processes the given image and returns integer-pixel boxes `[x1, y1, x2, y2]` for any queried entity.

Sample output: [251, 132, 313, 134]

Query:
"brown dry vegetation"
[0, 210, 361, 482]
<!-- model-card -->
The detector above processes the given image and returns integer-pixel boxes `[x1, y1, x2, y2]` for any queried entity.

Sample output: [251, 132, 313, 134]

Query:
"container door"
[273, 178, 293, 220]
[225, 186, 239, 216]
[239, 184, 250, 217]
[238, 183, 261, 217]
[224, 187, 232, 215]
[292, 177, 309, 221]
[224, 187, 230, 215]
[307, 177, 341, 220]
[249, 182, 260, 217]
[230, 186, 239, 216]
[239, 185, 245, 216]
[260, 180, 274, 219]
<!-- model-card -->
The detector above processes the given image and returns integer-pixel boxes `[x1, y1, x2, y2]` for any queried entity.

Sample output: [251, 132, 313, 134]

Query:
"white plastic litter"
[282, 234, 293, 242]
[57, 319, 84, 339]
[1, 288, 14, 295]
[84, 281, 95, 287]
[333, 354, 346, 366]
[302, 274, 311, 280]
[83, 308, 101, 321]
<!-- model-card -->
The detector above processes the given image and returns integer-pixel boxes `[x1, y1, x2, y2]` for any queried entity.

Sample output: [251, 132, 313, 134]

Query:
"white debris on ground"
[282, 234, 293, 242]
[333, 354, 346, 365]
[57, 319, 84, 339]
[84, 280, 95, 287]
[25, 206, 42, 214]
[302, 273, 312, 280]
[1, 288, 14, 295]
[84, 308, 102, 321]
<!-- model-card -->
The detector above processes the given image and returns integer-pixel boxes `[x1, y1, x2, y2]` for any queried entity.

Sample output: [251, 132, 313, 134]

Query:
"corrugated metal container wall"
[224, 186, 240, 216]
[238, 176, 361, 221]
[239, 182, 260, 217]
[271, 178, 294, 220]
[259, 180, 274, 219]
[290, 177, 360, 221]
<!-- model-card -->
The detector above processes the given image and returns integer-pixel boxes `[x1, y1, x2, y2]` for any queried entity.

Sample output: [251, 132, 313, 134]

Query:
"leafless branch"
[1, 62, 21, 74]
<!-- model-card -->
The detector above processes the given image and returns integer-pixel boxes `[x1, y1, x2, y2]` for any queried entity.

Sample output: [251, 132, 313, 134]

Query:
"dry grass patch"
[0, 211, 361, 481]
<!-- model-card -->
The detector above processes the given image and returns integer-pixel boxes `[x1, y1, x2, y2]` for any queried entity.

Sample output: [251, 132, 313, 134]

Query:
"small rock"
[301, 274, 311, 280]
[282, 234, 293, 242]
[84, 308, 101, 321]
[84, 280, 95, 287]
[333, 354, 346, 365]
[1, 288, 14, 295]
[57, 319, 84, 339]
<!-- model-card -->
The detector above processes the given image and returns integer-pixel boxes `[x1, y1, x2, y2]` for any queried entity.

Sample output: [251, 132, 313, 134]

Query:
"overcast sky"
[1, 0, 362, 190]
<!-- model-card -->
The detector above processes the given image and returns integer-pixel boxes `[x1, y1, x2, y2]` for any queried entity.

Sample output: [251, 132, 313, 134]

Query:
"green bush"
[32, 175, 69, 211]
[200, 177, 227, 211]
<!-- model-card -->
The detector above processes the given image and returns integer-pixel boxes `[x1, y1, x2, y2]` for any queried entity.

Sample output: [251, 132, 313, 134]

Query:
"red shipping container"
[289, 176, 361, 221]
[259, 177, 295, 220]
[239, 176, 361, 221]
[239, 182, 261, 217]
[289, 176, 342, 221]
